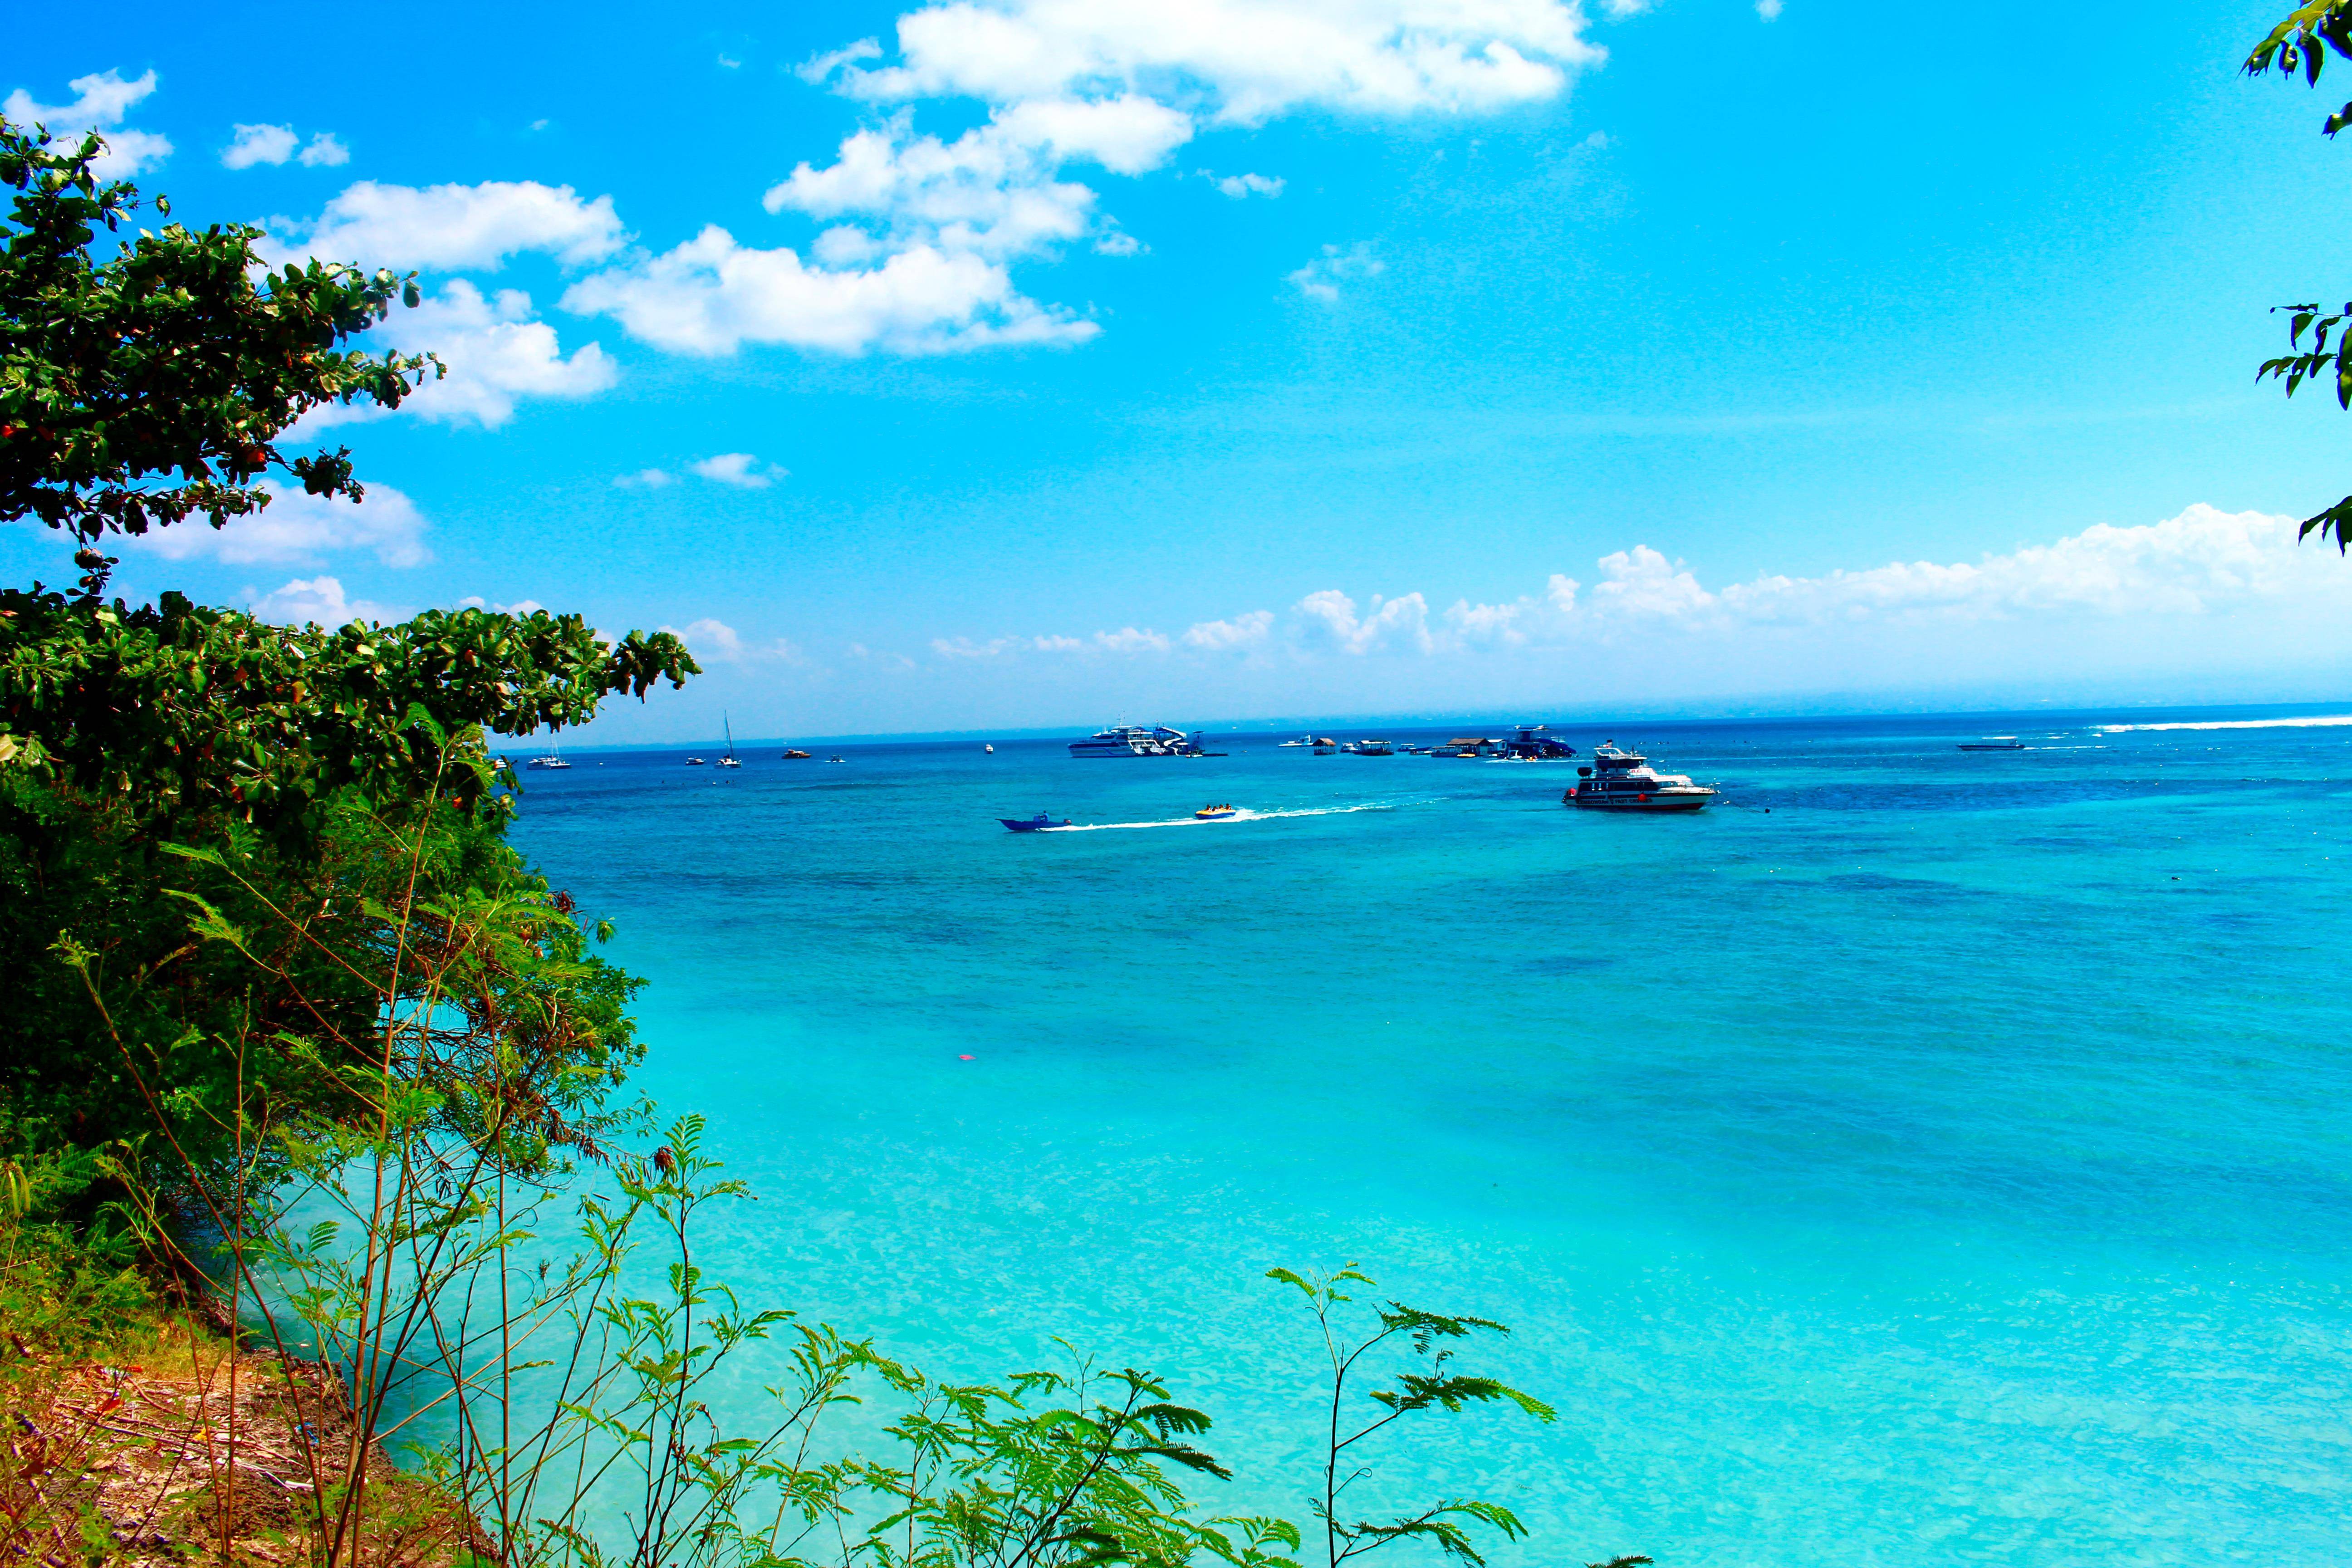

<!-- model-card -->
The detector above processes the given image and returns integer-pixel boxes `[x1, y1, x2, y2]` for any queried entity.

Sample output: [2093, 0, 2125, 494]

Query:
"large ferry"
[1565, 742, 1716, 812]
[1069, 725, 1206, 758]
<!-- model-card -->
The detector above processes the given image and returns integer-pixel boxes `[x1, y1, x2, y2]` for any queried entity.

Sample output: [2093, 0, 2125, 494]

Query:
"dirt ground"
[1, 1316, 483, 1567]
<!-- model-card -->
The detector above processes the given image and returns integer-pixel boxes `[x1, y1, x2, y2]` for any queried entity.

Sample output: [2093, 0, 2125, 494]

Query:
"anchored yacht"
[1068, 724, 1206, 757]
[1565, 742, 1716, 812]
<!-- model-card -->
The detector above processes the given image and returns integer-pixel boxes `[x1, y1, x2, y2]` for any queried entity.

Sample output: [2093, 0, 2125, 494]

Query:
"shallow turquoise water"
[513, 710, 2352, 1567]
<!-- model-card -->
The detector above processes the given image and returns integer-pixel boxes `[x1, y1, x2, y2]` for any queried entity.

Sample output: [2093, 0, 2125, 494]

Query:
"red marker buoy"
[958, 1054, 975, 1061]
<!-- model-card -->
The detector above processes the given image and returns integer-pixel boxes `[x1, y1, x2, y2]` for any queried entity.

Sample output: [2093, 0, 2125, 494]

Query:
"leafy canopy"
[0, 115, 439, 544]
[2246, 1, 2352, 549]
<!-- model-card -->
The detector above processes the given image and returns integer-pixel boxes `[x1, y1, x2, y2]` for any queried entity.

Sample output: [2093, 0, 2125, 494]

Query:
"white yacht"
[715, 714, 743, 768]
[526, 740, 572, 770]
[1068, 725, 1205, 758]
[1564, 742, 1716, 812]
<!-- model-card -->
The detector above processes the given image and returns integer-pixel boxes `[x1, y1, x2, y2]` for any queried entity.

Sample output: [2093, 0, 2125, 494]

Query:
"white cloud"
[1182, 609, 1274, 649]
[661, 617, 803, 662]
[665, 617, 744, 659]
[222, 123, 299, 169]
[302, 280, 616, 430]
[5, 69, 172, 175]
[299, 132, 349, 167]
[271, 179, 627, 271]
[820, 0, 1603, 122]
[1292, 588, 1435, 653]
[127, 482, 430, 568]
[1288, 242, 1385, 303]
[1756, 0, 1784, 17]
[562, 226, 1096, 355]
[1211, 172, 1284, 199]
[1092, 626, 1171, 653]
[615, 468, 676, 488]
[250, 576, 404, 627]
[908, 508, 2348, 686]
[459, 594, 546, 615]
[690, 452, 784, 488]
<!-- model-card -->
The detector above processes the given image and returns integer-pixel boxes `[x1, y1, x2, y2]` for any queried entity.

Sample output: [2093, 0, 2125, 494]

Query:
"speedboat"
[1565, 742, 1716, 812]
[1193, 804, 1239, 820]
[1000, 811, 1070, 832]
[825, 756, 848, 764]
[1278, 734, 1315, 747]
[781, 749, 811, 759]
[985, 743, 995, 754]
[685, 756, 706, 766]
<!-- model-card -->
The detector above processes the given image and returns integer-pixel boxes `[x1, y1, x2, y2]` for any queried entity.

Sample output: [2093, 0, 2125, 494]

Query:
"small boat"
[825, 756, 848, 764]
[782, 749, 811, 759]
[985, 743, 996, 754]
[526, 739, 572, 770]
[1000, 811, 1070, 832]
[1565, 742, 1716, 812]
[1352, 739, 1395, 755]
[1958, 738, 2026, 751]
[716, 713, 743, 768]
[685, 756, 706, 766]
[1193, 804, 1239, 820]
[1278, 734, 1315, 747]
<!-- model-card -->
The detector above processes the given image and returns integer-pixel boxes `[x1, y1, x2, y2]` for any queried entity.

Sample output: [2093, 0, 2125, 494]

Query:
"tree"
[1, 118, 436, 543]
[2245, 1, 2352, 549]
[0, 115, 696, 1230]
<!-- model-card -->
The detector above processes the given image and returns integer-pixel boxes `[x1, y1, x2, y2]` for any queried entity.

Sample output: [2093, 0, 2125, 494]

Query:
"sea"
[508, 707, 2352, 1567]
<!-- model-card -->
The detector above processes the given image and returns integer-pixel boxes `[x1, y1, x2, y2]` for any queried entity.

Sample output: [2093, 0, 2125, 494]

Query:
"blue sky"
[11, 0, 2352, 739]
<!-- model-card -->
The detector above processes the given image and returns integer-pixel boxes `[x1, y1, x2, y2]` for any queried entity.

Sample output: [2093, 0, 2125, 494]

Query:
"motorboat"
[1000, 811, 1070, 832]
[1192, 804, 1239, 820]
[1278, 734, 1316, 747]
[1069, 724, 1207, 758]
[1565, 742, 1716, 812]
[1958, 738, 2026, 751]
[685, 756, 706, 766]
[825, 756, 848, 764]
[782, 749, 811, 759]
[1352, 739, 1395, 755]
[715, 714, 743, 768]
[985, 743, 996, 754]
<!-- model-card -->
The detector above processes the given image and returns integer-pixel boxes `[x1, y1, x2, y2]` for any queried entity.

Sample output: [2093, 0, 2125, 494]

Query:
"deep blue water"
[511, 709, 2352, 1567]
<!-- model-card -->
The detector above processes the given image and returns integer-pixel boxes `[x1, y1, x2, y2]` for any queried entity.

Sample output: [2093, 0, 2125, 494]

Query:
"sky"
[11, 0, 2352, 740]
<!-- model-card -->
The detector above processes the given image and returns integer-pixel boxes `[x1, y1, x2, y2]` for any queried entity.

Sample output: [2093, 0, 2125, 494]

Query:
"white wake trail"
[1045, 802, 1407, 832]
[2098, 715, 2352, 733]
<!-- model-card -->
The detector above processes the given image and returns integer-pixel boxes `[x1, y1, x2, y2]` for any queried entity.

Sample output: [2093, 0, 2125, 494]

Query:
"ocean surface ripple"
[514, 709, 2352, 1567]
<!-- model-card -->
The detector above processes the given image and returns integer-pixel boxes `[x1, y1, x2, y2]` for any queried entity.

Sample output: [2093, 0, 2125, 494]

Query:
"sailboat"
[716, 713, 744, 769]
[526, 736, 572, 769]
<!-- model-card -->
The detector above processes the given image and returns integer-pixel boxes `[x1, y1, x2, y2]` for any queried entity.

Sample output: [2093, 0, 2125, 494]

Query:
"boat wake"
[2098, 715, 2352, 733]
[1045, 802, 1406, 832]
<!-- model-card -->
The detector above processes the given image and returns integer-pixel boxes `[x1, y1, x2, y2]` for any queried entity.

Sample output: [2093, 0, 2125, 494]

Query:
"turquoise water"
[513, 711, 2352, 1566]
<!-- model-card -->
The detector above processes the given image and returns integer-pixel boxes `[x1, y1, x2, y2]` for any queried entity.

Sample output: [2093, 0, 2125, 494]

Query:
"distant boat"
[526, 738, 572, 770]
[985, 743, 995, 754]
[1000, 810, 1070, 832]
[685, 756, 706, 766]
[1352, 739, 1395, 755]
[782, 749, 811, 759]
[825, 756, 847, 764]
[1278, 734, 1315, 747]
[1069, 724, 1205, 757]
[716, 713, 743, 768]
[1192, 804, 1239, 820]
[1958, 738, 2027, 751]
